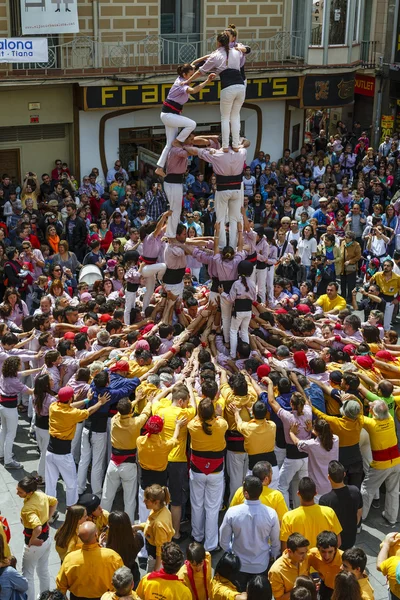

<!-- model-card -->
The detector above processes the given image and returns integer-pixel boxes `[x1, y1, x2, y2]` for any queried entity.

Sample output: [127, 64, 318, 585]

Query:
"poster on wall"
[0, 38, 48, 62]
[21, 0, 79, 34]
[381, 115, 394, 142]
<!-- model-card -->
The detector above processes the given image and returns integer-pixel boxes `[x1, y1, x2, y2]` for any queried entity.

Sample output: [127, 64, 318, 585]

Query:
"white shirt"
[297, 237, 317, 266]
[219, 500, 280, 573]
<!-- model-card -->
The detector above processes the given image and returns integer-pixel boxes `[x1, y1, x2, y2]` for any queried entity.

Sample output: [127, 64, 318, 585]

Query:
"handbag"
[345, 263, 357, 273]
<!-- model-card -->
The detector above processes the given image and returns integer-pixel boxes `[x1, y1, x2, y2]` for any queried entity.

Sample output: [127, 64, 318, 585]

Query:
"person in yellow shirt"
[315, 282, 347, 314]
[101, 566, 140, 600]
[0, 519, 11, 559]
[178, 542, 212, 600]
[17, 475, 58, 600]
[133, 485, 174, 572]
[188, 398, 228, 553]
[127, 351, 153, 379]
[230, 461, 288, 523]
[231, 398, 278, 480]
[341, 547, 374, 600]
[280, 477, 342, 551]
[268, 533, 310, 600]
[56, 521, 124, 599]
[210, 552, 247, 600]
[137, 542, 192, 600]
[220, 369, 257, 502]
[79, 494, 109, 534]
[136, 414, 185, 532]
[101, 396, 152, 523]
[370, 260, 400, 330]
[46, 385, 109, 508]
[360, 400, 400, 526]
[377, 532, 400, 600]
[55, 504, 86, 563]
[308, 531, 343, 600]
[153, 382, 196, 541]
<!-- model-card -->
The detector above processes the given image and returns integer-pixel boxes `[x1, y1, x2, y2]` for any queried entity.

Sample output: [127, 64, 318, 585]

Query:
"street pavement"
[0, 413, 393, 598]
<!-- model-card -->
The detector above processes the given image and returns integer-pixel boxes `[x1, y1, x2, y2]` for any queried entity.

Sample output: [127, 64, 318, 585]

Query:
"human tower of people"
[1, 21, 400, 600]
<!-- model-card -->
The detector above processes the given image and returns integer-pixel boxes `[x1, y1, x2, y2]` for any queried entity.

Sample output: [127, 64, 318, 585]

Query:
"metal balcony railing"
[10, 32, 305, 72]
[360, 40, 378, 68]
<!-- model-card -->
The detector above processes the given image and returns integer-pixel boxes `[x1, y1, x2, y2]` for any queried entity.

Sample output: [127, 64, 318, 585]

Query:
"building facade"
[0, 0, 385, 182]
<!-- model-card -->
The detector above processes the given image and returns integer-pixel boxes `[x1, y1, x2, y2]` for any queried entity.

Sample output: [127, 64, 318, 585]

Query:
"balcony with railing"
[360, 40, 378, 68]
[4, 32, 306, 76]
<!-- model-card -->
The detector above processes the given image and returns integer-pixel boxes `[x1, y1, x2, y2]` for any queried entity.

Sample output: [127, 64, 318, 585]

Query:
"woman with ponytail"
[225, 24, 251, 84]
[155, 64, 216, 177]
[265, 382, 313, 507]
[290, 417, 339, 499]
[220, 260, 257, 359]
[32, 373, 57, 484]
[133, 484, 174, 572]
[185, 32, 247, 151]
[187, 398, 228, 553]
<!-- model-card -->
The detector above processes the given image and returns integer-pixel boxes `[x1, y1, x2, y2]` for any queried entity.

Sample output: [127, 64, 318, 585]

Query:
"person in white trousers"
[265, 379, 312, 508]
[123, 250, 141, 326]
[101, 396, 152, 523]
[155, 64, 215, 177]
[188, 398, 228, 552]
[45, 385, 109, 507]
[369, 260, 400, 330]
[185, 141, 249, 250]
[220, 260, 257, 359]
[140, 215, 170, 311]
[0, 356, 34, 470]
[185, 33, 246, 150]
[254, 227, 270, 305]
[32, 373, 57, 482]
[17, 475, 58, 600]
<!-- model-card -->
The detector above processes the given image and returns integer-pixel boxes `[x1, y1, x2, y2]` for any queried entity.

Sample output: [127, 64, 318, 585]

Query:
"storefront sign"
[83, 77, 300, 110]
[0, 38, 48, 63]
[302, 72, 355, 107]
[21, 0, 79, 34]
[381, 115, 395, 142]
[355, 74, 375, 97]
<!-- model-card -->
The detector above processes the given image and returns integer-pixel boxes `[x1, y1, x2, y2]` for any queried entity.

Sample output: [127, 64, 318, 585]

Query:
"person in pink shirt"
[155, 64, 215, 177]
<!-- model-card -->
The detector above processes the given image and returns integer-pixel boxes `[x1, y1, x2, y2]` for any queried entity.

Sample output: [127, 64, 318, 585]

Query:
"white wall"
[79, 100, 286, 177]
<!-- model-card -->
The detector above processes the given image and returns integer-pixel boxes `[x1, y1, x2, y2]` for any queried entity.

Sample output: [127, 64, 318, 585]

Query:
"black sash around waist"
[48, 435, 71, 455]
[162, 99, 183, 114]
[249, 450, 277, 470]
[164, 173, 185, 184]
[36, 414, 49, 430]
[111, 446, 137, 464]
[226, 429, 245, 453]
[247, 251, 257, 262]
[190, 448, 225, 474]
[84, 414, 109, 434]
[216, 173, 242, 192]
[286, 443, 308, 460]
[211, 277, 220, 293]
[140, 467, 168, 490]
[220, 68, 245, 90]
[234, 298, 252, 312]
[275, 426, 286, 449]
[24, 522, 49, 546]
[111, 446, 137, 456]
[127, 282, 139, 292]
[256, 261, 272, 270]
[220, 279, 235, 293]
[0, 394, 18, 409]
[163, 267, 186, 285]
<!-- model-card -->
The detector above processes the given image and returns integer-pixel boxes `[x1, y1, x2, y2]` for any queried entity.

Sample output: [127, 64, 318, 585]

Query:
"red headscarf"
[257, 364, 271, 380]
[293, 351, 309, 374]
[375, 350, 396, 362]
[144, 415, 164, 436]
[355, 355, 375, 369]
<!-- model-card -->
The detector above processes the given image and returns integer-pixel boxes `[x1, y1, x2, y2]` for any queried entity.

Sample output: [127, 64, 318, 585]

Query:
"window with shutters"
[0, 124, 66, 143]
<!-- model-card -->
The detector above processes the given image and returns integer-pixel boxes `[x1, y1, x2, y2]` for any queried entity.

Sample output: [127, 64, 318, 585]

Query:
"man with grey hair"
[360, 400, 400, 525]
[101, 567, 135, 600]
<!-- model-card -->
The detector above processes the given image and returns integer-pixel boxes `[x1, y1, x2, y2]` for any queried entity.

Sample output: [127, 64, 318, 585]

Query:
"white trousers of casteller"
[164, 281, 184, 299]
[0, 406, 18, 464]
[226, 450, 248, 503]
[164, 182, 183, 239]
[220, 295, 233, 345]
[77, 428, 107, 497]
[22, 536, 51, 600]
[101, 461, 138, 523]
[142, 263, 167, 310]
[189, 469, 224, 552]
[220, 84, 246, 149]
[215, 189, 242, 249]
[158, 112, 197, 169]
[361, 463, 400, 523]
[230, 311, 251, 358]
[255, 268, 268, 304]
[278, 457, 308, 508]
[45, 451, 78, 507]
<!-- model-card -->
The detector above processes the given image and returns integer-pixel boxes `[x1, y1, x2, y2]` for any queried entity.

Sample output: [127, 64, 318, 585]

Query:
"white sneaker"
[5, 460, 23, 469]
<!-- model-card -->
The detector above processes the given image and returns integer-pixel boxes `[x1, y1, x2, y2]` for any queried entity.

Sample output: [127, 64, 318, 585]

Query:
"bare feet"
[172, 140, 183, 148]
[232, 147, 239, 152]
[222, 147, 229, 153]
[155, 167, 166, 178]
